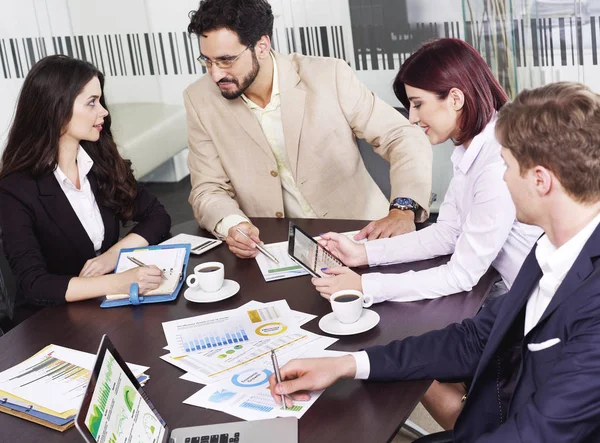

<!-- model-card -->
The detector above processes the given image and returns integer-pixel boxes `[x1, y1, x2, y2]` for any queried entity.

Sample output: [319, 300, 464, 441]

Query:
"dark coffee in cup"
[334, 294, 360, 303]
[198, 266, 220, 273]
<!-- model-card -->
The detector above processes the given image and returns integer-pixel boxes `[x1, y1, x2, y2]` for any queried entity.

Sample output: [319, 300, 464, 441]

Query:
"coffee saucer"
[184, 279, 240, 303]
[318, 309, 380, 336]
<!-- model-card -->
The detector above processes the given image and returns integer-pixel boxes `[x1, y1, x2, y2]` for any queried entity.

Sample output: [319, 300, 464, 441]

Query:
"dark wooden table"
[0, 218, 497, 442]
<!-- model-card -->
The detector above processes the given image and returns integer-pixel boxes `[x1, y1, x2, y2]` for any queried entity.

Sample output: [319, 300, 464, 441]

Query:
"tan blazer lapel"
[276, 52, 305, 180]
[220, 95, 274, 162]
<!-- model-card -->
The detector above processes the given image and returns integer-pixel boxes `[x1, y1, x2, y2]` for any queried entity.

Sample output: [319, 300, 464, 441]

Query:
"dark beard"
[220, 51, 260, 100]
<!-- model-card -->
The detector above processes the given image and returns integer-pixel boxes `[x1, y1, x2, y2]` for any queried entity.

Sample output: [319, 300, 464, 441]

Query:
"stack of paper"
[161, 300, 341, 421]
[0, 345, 149, 431]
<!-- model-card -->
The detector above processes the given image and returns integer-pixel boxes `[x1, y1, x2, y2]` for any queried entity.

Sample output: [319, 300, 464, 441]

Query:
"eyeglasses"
[197, 45, 252, 69]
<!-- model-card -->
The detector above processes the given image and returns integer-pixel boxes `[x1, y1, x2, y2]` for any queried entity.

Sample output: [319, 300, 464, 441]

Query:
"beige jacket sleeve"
[334, 59, 433, 221]
[184, 90, 247, 234]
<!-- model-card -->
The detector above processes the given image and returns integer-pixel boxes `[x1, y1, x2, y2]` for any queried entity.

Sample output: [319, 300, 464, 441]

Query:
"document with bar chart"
[160, 300, 335, 384]
[0, 344, 148, 416]
[162, 300, 302, 358]
[183, 349, 347, 421]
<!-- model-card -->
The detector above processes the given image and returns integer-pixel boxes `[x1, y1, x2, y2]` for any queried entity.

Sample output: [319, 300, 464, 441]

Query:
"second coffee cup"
[186, 262, 224, 293]
[330, 289, 373, 324]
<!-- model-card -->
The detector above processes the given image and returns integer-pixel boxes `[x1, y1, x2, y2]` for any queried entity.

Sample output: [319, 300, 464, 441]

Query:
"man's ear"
[533, 165, 553, 197]
[255, 35, 272, 59]
[449, 87, 465, 111]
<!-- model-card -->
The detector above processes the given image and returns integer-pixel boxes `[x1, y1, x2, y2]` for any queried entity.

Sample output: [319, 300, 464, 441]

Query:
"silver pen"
[127, 255, 167, 280]
[271, 349, 287, 410]
[235, 227, 280, 264]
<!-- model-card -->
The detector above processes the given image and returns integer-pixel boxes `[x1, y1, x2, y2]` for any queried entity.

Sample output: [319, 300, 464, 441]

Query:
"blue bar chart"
[182, 328, 249, 353]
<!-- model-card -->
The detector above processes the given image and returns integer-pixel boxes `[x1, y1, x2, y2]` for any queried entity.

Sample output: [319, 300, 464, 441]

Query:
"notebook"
[75, 335, 297, 443]
[100, 244, 191, 308]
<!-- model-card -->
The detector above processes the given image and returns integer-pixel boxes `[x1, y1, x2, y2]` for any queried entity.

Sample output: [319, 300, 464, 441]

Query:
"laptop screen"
[77, 337, 167, 443]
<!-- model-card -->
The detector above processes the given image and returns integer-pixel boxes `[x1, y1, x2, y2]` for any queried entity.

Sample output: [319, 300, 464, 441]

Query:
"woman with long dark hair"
[310, 38, 542, 428]
[0, 55, 171, 327]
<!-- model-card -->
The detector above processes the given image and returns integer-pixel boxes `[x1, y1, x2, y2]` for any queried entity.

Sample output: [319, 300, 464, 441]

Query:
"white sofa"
[109, 103, 188, 179]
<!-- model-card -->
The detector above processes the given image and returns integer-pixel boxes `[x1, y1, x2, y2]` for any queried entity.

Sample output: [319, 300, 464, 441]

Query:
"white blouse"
[362, 118, 542, 303]
[53, 146, 105, 253]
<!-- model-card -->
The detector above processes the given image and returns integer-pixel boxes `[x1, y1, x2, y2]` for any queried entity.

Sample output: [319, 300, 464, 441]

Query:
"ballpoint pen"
[235, 227, 280, 264]
[271, 349, 287, 410]
[127, 256, 168, 280]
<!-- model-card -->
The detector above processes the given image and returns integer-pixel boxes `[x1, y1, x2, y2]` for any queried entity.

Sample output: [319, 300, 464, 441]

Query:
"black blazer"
[0, 170, 171, 315]
[365, 223, 600, 442]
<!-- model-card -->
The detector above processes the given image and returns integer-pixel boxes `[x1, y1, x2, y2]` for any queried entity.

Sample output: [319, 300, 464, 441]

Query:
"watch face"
[394, 198, 414, 206]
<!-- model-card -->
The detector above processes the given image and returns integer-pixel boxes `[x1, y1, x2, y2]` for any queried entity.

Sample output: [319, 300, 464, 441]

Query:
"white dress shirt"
[525, 211, 600, 334]
[215, 52, 317, 236]
[53, 146, 105, 253]
[353, 211, 600, 379]
[362, 119, 542, 303]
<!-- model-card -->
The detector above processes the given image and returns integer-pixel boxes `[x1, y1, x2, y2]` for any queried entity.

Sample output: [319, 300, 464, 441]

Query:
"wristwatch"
[389, 197, 420, 214]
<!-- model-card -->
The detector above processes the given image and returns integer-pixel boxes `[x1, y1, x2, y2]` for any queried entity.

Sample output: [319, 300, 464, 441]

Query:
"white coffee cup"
[330, 290, 373, 324]
[186, 262, 224, 293]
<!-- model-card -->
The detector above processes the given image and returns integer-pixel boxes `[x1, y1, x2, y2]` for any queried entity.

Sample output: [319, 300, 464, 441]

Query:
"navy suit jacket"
[366, 223, 600, 442]
[0, 171, 171, 315]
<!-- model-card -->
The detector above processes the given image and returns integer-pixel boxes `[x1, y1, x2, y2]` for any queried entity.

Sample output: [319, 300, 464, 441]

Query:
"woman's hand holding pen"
[118, 266, 162, 294]
[226, 222, 262, 259]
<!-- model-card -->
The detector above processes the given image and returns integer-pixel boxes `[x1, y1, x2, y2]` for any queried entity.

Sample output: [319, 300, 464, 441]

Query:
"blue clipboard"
[100, 243, 191, 308]
[0, 398, 74, 426]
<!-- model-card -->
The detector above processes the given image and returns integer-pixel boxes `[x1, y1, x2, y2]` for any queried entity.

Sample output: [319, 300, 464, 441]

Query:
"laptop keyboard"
[185, 433, 240, 443]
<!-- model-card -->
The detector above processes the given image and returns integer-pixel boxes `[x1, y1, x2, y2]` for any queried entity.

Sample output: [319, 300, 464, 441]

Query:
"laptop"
[75, 335, 298, 443]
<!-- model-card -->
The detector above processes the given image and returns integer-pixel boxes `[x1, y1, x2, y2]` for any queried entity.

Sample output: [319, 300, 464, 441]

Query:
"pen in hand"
[271, 349, 291, 410]
[235, 227, 280, 264]
[127, 256, 167, 280]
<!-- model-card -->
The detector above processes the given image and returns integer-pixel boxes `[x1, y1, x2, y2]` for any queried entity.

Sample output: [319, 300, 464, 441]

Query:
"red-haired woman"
[310, 38, 542, 428]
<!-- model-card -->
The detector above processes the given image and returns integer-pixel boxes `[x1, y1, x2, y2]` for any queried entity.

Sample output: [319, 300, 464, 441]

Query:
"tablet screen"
[287, 223, 342, 277]
[76, 336, 167, 443]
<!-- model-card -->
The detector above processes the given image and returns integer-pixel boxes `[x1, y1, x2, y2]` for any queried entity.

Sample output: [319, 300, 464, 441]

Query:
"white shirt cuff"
[361, 273, 386, 304]
[215, 215, 250, 237]
[365, 238, 388, 266]
[351, 351, 371, 379]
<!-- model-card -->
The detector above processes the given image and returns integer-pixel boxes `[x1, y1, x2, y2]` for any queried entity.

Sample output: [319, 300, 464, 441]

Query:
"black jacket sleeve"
[128, 183, 171, 245]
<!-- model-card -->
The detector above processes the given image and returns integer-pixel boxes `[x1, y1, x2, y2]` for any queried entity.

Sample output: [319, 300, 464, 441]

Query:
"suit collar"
[533, 221, 600, 329]
[273, 52, 305, 178]
[470, 222, 600, 386]
[470, 249, 543, 384]
[37, 172, 95, 259]
[217, 51, 305, 178]
[218, 91, 274, 163]
[37, 172, 115, 258]
[87, 172, 118, 252]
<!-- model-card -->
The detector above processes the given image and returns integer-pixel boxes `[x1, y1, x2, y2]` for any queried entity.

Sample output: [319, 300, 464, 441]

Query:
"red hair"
[394, 38, 508, 145]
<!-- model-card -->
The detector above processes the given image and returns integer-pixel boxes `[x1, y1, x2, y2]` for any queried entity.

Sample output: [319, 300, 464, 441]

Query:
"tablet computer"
[287, 222, 343, 277]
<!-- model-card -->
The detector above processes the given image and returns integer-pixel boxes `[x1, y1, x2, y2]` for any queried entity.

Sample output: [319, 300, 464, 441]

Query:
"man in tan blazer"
[185, 0, 432, 258]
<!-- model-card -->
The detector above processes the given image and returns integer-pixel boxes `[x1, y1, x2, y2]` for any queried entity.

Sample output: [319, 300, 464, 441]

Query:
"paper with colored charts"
[183, 349, 348, 420]
[0, 344, 148, 416]
[161, 301, 336, 384]
[162, 300, 305, 358]
[255, 230, 364, 281]
[161, 332, 336, 385]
